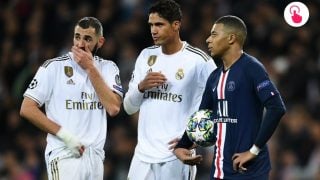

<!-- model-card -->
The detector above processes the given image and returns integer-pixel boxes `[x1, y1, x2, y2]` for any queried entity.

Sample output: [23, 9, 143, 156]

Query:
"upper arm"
[246, 61, 280, 103]
[103, 62, 124, 98]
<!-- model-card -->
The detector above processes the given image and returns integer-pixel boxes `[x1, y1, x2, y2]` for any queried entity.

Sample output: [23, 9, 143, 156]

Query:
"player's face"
[206, 23, 230, 59]
[73, 25, 104, 55]
[148, 13, 178, 46]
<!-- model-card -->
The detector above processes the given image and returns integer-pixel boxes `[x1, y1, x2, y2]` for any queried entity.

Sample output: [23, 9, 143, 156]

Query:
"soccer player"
[123, 0, 216, 179]
[174, 15, 286, 179]
[20, 17, 123, 180]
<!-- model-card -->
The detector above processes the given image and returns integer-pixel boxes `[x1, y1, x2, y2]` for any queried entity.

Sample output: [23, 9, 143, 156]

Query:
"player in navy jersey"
[174, 15, 286, 179]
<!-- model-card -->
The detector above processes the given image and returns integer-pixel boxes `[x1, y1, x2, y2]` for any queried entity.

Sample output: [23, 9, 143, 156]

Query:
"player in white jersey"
[124, 1, 216, 179]
[20, 17, 123, 180]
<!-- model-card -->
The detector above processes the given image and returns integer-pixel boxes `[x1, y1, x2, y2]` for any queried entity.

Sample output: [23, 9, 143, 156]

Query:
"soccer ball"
[186, 109, 216, 147]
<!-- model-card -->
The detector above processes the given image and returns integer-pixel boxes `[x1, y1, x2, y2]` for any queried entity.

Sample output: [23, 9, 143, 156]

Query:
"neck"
[162, 38, 183, 55]
[222, 49, 243, 70]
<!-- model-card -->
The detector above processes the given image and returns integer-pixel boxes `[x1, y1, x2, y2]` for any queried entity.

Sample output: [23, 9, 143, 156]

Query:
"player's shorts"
[127, 154, 196, 180]
[45, 147, 103, 180]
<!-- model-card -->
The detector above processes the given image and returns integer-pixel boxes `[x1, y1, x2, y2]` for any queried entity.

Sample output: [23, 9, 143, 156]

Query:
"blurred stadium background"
[0, 0, 319, 179]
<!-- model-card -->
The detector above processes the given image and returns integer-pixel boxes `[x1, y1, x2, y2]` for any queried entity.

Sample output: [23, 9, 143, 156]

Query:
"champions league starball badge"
[28, 79, 38, 89]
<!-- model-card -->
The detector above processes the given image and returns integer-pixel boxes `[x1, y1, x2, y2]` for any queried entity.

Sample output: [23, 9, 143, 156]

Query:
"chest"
[141, 55, 198, 90]
[53, 65, 98, 101]
[212, 69, 253, 101]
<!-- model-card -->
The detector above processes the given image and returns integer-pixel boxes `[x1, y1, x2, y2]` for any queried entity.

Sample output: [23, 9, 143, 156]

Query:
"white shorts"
[45, 147, 104, 180]
[127, 154, 196, 180]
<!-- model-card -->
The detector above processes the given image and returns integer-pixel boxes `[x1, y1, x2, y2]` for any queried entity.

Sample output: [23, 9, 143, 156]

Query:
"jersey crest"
[64, 66, 73, 77]
[175, 68, 184, 80]
[148, 55, 157, 66]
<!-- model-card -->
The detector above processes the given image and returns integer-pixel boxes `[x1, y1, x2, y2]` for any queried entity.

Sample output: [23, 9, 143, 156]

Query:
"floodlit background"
[0, 0, 319, 179]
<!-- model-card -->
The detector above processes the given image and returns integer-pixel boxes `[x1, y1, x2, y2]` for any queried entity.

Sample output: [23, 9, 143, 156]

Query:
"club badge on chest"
[175, 68, 184, 80]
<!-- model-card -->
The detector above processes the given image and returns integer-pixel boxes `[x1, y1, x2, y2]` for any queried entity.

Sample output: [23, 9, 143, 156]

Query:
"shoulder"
[95, 56, 120, 71]
[241, 53, 268, 77]
[140, 45, 161, 56]
[242, 53, 265, 70]
[210, 67, 222, 78]
[184, 44, 211, 62]
[41, 54, 70, 68]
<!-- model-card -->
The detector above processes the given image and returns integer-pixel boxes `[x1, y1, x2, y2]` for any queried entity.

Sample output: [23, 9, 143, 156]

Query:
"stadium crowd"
[0, 0, 319, 179]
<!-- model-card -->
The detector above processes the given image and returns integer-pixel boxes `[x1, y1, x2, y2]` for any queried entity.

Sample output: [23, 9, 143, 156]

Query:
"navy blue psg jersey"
[200, 53, 279, 179]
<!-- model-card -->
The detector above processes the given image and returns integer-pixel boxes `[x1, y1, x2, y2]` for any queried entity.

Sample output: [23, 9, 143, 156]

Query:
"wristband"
[249, 145, 260, 156]
[56, 127, 71, 141]
[56, 127, 83, 157]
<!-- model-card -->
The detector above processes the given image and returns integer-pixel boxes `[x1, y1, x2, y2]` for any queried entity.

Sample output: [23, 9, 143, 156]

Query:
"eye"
[84, 37, 92, 42]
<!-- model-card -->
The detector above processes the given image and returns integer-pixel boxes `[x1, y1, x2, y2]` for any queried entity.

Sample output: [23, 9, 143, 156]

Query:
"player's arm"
[174, 131, 202, 165]
[20, 97, 60, 135]
[85, 63, 122, 117]
[232, 61, 286, 172]
[20, 97, 84, 157]
[72, 45, 122, 117]
[174, 73, 215, 165]
[253, 93, 286, 150]
[232, 94, 286, 171]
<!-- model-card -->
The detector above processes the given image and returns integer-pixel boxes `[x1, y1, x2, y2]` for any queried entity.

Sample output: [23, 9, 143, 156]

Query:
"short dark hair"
[76, 17, 103, 36]
[215, 15, 247, 46]
[149, 0, 182, 23]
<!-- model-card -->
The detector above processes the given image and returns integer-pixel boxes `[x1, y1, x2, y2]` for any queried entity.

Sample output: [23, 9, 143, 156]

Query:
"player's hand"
[138, 72, 167, 92]
[56, 128, 85, 158]
[173, 148, 203, 165]
[71, 45, 94, 71]
[168, 137, 180, 150]
[232, 150, 256, 173]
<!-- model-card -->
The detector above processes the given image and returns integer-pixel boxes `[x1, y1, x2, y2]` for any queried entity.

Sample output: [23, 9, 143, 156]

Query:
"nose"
[206, 36, 211, 44]
[76, 39, 85, 48]
[150, 26, 157, 35]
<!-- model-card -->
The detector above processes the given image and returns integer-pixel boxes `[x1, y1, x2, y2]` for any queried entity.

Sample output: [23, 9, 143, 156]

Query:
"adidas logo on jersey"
[67, 79, 75, 85]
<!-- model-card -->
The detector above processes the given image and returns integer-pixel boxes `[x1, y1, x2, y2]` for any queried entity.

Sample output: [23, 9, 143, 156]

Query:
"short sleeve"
[104, 62, 124, 98]
[23, 66, 54, 106]
[197, 58, 217, 89]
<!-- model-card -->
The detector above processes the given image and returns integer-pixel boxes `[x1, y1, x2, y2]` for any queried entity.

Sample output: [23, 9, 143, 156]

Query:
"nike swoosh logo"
[212, 87, 216, 93]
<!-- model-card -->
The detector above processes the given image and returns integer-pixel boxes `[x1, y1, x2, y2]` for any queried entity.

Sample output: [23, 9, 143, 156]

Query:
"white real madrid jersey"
[125, 42, 216, 163]
[24, 52, 123, 158]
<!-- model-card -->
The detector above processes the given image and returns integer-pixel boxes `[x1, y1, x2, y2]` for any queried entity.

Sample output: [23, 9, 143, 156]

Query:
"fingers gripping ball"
[186, 109, 216, 147]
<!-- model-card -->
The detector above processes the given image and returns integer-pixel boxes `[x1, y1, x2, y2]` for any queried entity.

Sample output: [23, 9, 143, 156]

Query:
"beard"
[91, 43, 99, 56]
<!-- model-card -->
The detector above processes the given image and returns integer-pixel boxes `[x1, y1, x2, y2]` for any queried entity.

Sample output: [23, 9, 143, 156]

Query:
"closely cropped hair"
[149, 0, 182, 23]
[215, 15, 247, 46]
[76, 17, 103, 36]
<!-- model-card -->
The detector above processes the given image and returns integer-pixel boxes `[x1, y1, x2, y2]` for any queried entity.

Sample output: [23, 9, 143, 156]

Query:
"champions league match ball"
[186, 109, 216, 147]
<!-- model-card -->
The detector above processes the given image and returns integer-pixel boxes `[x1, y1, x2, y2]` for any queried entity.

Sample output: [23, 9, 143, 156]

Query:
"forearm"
[86, 67, 122, 117]
[254, 94, 286, 148]
[175, 131, 194, 149]
[20, 97, 60, 135]
[123, 84, 144, 115]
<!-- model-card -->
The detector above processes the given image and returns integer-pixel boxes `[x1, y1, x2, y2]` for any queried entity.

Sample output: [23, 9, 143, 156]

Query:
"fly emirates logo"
[143, 83, 183, 102]
[65, 92, 103, 110]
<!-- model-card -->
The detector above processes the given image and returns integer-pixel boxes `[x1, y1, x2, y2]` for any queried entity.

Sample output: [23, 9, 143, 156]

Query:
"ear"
[228, 34, 236, 44]
[172, 21, 181, 32]
[97, 36, 105, 48]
